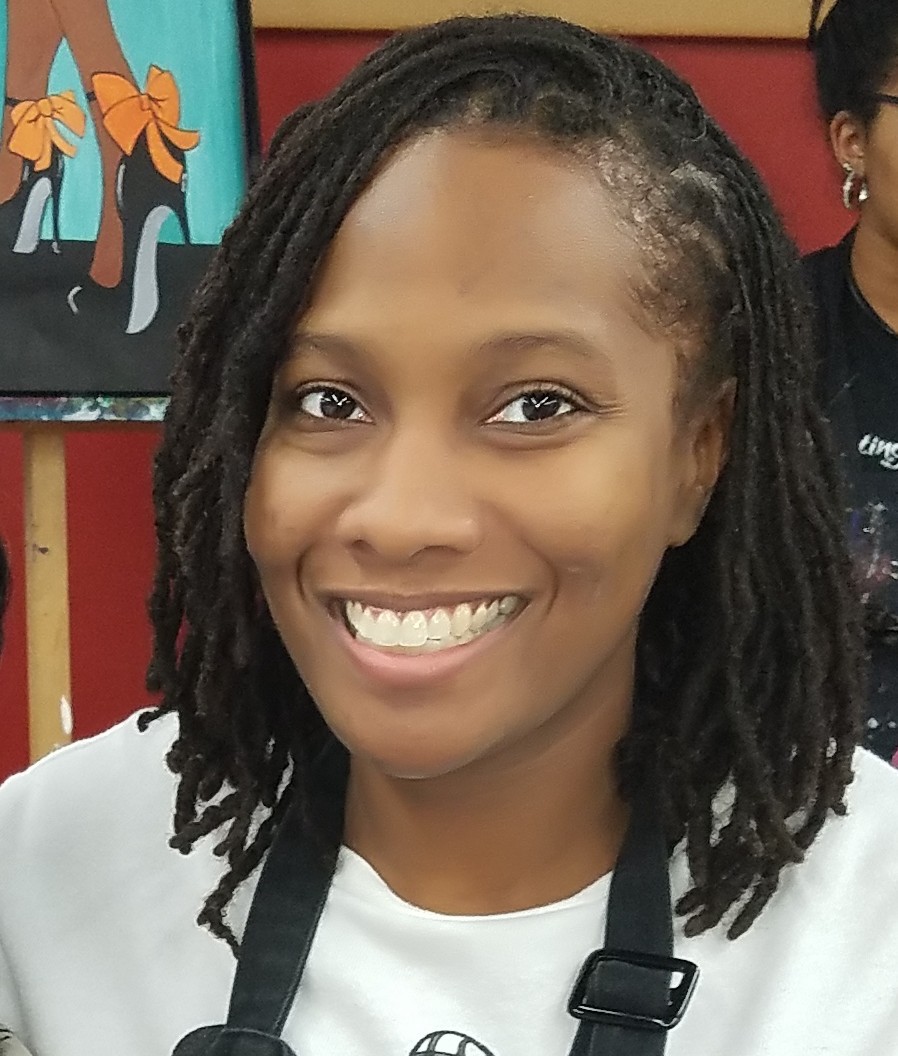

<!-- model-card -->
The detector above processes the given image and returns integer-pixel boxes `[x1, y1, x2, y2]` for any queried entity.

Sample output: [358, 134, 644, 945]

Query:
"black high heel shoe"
[0, 93, 83, 254]
[67, 67, 199, 335]
[0, 149, 63, 254]
[68, 129, 191, 334]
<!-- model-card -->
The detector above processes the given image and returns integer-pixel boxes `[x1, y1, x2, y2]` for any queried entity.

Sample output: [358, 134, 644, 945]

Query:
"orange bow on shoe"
[91, 66, 200, 184]
[8, 91, 86, 170]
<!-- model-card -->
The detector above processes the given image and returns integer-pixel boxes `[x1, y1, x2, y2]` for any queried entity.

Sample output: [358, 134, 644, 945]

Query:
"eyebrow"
[477, 330, 606, 362]
[288, 328, 610, 364]
[288, 331, 360, 361]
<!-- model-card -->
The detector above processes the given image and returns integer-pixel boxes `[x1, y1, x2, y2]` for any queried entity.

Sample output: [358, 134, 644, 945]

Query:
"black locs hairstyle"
[809, 0, 898, 122]
[143, 14, 864, 952]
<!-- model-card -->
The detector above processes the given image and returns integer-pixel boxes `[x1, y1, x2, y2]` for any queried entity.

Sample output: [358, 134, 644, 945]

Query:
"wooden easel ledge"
[22, 425, 72, 761]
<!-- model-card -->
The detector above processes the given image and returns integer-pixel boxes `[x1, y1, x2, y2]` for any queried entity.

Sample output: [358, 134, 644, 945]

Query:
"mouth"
[339, 595, 525, 655]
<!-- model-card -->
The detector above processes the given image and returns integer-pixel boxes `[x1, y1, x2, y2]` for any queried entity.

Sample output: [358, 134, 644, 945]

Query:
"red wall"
[0, 31, 852, 780]
[253, 32, 851, 252]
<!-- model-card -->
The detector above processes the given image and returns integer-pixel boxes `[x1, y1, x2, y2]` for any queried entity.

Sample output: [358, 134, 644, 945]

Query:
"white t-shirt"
[0, 713, 897, 1056]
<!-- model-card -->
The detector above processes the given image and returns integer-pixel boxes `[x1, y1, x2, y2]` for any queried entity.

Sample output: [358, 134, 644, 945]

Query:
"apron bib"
[174, 747, 696, 1056]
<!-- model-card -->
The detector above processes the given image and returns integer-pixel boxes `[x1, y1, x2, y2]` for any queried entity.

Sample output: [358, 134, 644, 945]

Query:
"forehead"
[303, 130, 652, 337]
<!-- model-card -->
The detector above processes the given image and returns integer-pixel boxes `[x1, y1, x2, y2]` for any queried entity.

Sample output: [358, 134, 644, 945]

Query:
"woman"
[806, 0, 898, 763]
[0, 15, 896, 1056]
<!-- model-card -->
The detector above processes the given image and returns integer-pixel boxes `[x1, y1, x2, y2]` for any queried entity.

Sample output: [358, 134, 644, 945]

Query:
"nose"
[335, 427, 483, 562]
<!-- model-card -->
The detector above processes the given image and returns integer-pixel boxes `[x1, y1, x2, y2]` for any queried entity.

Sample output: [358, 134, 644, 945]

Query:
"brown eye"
[488, 389, 579, 424]
[298, 387, 368, 421]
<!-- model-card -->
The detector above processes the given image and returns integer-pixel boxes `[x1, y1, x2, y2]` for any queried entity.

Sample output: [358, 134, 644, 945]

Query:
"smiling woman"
[0, 13, 896, 1056]
[244, 132, 718, 798]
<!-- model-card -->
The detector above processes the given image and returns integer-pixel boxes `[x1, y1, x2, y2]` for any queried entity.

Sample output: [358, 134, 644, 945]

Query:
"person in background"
[805, 0, 898, 765]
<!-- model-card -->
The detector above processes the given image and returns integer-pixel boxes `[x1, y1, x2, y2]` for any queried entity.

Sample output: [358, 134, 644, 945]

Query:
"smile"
[343, 596, 523, 653]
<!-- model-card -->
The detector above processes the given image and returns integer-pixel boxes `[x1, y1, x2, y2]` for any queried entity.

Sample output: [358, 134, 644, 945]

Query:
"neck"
[343, 701, 630, 917]
[851, 220, 898, 332]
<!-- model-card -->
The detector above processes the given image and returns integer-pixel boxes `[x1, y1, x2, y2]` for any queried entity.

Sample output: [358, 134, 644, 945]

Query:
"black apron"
[173, 744, 697, 1056]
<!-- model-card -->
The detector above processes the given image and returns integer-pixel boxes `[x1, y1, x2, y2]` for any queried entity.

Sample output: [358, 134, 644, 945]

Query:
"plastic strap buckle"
[567, 948, 699, 1033]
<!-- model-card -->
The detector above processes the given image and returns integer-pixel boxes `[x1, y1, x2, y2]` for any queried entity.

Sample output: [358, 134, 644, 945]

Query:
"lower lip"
[332, 612, 515, 690]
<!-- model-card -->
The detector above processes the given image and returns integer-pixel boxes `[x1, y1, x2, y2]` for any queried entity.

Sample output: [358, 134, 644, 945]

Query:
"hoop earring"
[842, 164, 869, 209]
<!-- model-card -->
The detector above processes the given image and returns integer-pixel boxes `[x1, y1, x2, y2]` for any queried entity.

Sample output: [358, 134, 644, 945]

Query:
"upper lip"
[325, 590, 527, 611]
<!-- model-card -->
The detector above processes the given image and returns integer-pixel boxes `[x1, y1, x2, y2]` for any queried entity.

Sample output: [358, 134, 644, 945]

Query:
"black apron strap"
[173, 753, 697, 1056]
[227, 777, 344, 1032]
[172, 746, 347, 1056]
[567, 777, 698, 1056]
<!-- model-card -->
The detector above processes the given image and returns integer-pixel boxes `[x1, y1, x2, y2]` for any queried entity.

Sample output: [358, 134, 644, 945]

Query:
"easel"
[1, 398, 166, 763]
[23, 426, 71, 760]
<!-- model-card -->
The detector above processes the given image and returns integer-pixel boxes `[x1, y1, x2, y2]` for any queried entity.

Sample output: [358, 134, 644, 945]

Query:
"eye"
[296, 386, 369, 422]
[487, 388, 582, 425]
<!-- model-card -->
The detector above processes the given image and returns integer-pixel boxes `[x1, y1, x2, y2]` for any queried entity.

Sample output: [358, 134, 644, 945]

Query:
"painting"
[0, 0, 257, 395]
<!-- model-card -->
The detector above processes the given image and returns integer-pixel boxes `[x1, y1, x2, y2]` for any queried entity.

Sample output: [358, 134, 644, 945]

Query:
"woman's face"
[244, 131, 727, 781]
[862, 71, 898, 242]
[835, 68, 898, 241]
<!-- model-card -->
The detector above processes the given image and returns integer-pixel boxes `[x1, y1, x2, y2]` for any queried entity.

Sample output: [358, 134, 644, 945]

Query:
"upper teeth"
[344, 597, 521, 651]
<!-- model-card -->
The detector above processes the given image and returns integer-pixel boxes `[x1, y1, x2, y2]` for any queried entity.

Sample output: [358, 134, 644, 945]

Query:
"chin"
[340, 727, 494, 782]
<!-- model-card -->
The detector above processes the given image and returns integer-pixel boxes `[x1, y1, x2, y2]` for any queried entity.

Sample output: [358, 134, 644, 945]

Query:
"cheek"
[494, 435, 678, 598]
[243, 443, 337, 568]
[868, 138, 898, 220]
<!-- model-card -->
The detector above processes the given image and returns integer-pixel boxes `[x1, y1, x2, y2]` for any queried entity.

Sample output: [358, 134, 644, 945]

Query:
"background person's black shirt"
[805, 231, 898, 762]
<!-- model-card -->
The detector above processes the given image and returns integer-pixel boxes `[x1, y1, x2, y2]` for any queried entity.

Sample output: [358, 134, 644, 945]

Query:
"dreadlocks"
[809, 0, 898, 123]
[141, 14, 864, 953]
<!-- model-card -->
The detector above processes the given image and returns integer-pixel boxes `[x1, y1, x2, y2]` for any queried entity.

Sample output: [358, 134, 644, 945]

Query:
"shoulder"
[801, 232, 852, 296]
[672, 753, 898, 1051]
[676, 751, 898, 949]
[0, 714, 238, 1045]
[848, 746, 898, 804]
[745, 748, 898, 939]
[813, 749, 898, 878]
[0, 711, 180, 873]
[801, 242, 841, 270]
[0, 711, 226, 978]
[0, 708, 179, 808]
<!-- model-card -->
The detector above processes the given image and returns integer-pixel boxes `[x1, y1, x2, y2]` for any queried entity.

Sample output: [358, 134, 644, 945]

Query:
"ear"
[667, 379, 735, 548]
[829, 109, 868, 178]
